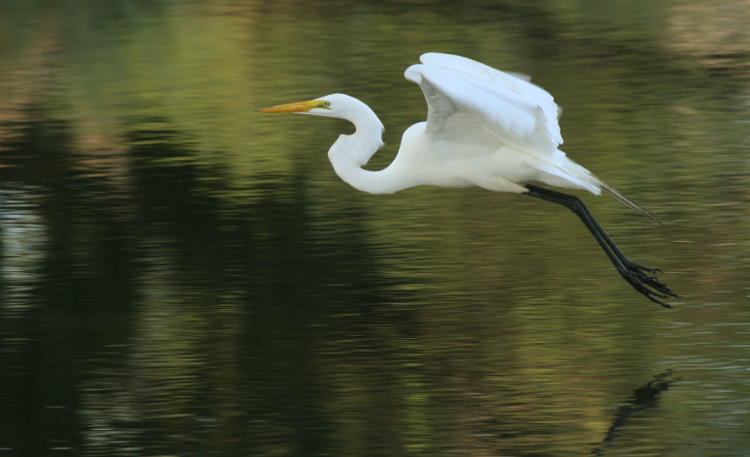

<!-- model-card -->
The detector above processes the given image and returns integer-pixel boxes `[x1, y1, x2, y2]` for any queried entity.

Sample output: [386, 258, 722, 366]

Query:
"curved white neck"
[326, 104, 411, 195]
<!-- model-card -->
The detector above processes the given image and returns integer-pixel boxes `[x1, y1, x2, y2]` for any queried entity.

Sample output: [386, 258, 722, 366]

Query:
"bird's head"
[258, 94, 379, 122]
[258, 93, 384, 136]
[257, 93, 368, 120]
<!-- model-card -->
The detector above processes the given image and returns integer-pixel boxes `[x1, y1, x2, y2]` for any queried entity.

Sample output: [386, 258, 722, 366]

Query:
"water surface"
[1, 1, 749, 456]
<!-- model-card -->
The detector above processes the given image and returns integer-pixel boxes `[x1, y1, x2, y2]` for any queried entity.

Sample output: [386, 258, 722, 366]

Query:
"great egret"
[258, 52, 678, 307]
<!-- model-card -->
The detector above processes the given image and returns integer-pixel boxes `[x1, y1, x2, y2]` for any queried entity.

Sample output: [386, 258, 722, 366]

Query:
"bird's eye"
[320, 101, 331, 109]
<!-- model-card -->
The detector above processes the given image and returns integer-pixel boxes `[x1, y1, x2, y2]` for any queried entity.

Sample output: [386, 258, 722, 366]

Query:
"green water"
[1, 1, 749, 456]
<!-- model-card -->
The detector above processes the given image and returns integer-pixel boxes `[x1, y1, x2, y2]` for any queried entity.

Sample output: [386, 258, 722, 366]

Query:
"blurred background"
[1, 0, 749, 456]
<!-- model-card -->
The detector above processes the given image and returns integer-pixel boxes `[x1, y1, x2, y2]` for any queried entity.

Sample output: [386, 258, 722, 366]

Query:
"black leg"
[524, 184, 678, 308]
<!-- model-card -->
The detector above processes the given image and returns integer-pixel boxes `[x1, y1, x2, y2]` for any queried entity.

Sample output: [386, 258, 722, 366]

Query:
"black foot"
[627, 260, 662, 274]
[620, 262, 679, 308]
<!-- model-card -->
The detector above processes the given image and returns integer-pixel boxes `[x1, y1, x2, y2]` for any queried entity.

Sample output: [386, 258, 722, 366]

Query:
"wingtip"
[404, 64, 423, 83]
[419, 51, 443, 62]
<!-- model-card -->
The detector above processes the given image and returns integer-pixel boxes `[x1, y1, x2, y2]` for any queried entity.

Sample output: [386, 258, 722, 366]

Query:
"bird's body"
[316, 52, 603, 195]
[259, 52, 677, 307]
[331, 115, 594, 195]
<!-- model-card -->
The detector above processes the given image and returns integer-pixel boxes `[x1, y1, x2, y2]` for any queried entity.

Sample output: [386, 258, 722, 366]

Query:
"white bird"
[258, 52, 678, 307]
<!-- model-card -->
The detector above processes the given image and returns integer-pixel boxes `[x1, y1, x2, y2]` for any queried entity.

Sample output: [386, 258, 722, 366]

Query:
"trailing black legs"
[524, 184, 678, 307]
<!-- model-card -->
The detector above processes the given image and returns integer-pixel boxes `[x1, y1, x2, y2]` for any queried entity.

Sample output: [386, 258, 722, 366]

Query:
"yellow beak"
[257, 100, 323, 113]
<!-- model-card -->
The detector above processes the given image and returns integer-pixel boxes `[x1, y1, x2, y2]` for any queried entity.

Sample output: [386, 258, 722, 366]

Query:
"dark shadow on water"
[591, 370, 678, 456]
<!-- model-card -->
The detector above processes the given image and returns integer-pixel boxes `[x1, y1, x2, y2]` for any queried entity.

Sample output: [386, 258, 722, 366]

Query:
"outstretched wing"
[404, 53, 563, 154]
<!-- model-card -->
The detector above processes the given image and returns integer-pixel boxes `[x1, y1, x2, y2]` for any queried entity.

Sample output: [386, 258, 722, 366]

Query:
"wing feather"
[404, 53, 563, 153]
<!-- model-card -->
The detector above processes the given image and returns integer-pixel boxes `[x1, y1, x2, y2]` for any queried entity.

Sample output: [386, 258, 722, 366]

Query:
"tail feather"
[599, 181, 661, 224]
[534, 153, 661, 223]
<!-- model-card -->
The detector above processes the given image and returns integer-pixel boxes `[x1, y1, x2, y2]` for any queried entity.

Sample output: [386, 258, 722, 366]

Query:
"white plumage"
[401, 52, 601, 196]
[406, 52, 563, 153]
[260, 52, 612, 196]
